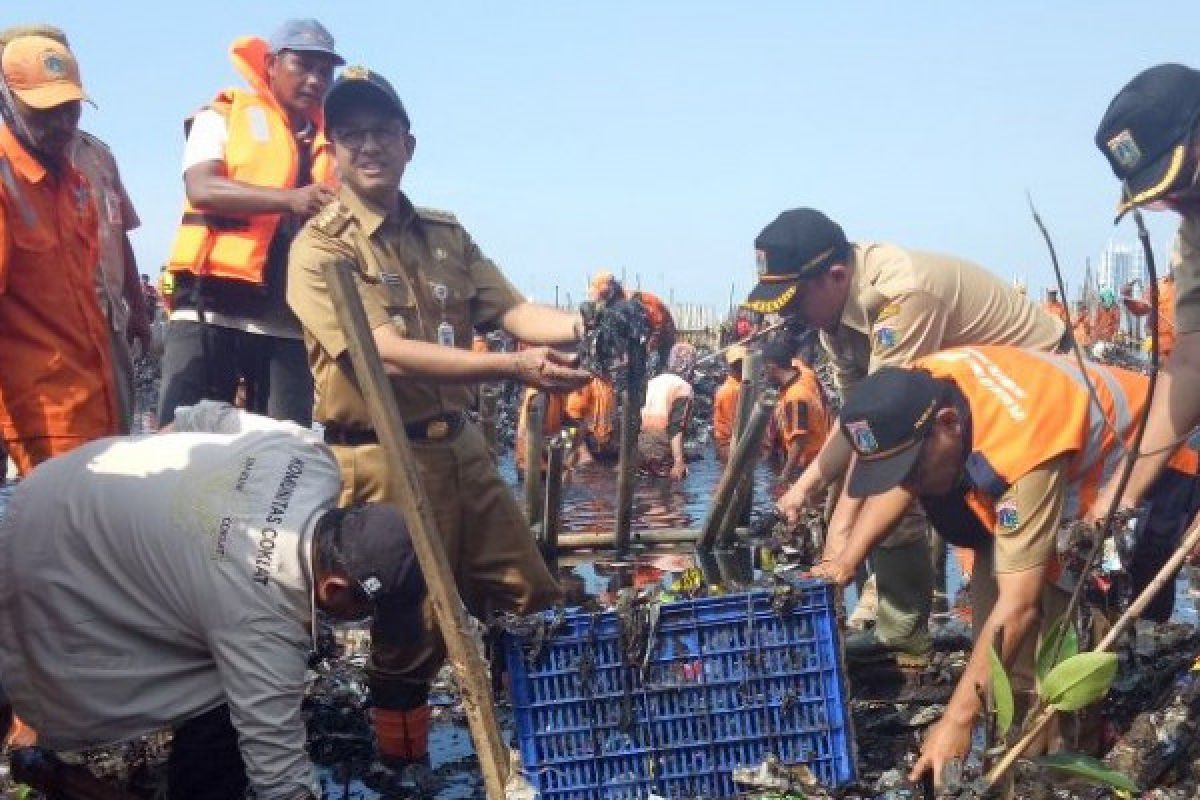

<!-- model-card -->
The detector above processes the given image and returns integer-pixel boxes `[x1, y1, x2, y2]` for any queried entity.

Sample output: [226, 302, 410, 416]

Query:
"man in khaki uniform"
[751, 208, 1066, 665]
[1092, 64, 1200, 519]
[287, 67, 590, 766]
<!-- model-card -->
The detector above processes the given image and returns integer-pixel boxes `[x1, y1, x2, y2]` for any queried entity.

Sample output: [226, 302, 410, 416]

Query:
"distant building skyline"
[1098, 239, 1146, 291]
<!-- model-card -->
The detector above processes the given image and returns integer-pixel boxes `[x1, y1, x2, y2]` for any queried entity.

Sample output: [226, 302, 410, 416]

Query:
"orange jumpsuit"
[0, 125, 119, 474]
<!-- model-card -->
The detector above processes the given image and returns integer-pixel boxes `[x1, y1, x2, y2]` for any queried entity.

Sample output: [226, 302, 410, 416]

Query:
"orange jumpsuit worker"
[1041, 288, 1070, 327]
[565, 375, 619, 463]
[763, 338, 829, 482]
[589, 270, 677, 372]
[1071, 300, 1093, 347]
[0, 34, 120, 475]
[1125, 275, 1177, 358]
[712, 344, 747, 459]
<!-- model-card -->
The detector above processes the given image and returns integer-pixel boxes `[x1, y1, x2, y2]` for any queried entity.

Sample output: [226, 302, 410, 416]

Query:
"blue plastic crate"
[503, 582, 855, 800]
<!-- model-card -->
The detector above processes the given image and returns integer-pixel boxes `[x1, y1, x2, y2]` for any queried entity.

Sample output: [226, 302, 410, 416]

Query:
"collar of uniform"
[0, 124, 47, 184]
[338, 185, 417, 237]
[837, 243, 871, 335]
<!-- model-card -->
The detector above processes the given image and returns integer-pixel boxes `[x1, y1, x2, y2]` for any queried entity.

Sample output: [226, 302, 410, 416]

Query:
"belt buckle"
[426, 419, 450, 440]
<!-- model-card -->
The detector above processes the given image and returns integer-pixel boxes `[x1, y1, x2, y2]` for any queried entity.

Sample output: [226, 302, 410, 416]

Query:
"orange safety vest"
[712, 375, 741, 448]
[1092, 305, 1120, 343]
[641, 372, 693, 433]
[917, 346, 1195, 535]
[166, 36, 336, 285]
[566, 376, 618, 452]
[515, 388, 565, 472]
[773, 367, 830, 466]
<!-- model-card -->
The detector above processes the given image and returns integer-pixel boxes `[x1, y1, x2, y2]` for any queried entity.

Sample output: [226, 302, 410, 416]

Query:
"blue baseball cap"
[268, 19, 344, 66]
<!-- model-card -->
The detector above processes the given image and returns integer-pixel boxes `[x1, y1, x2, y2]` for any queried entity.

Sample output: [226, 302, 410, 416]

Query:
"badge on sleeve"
[996, 499, 1020, 531]
[873, 326, 897, 351]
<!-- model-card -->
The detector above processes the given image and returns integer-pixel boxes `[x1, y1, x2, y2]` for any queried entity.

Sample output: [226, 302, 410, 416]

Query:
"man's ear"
[934, 406, 961, 431]
[314, 572, 353, 609]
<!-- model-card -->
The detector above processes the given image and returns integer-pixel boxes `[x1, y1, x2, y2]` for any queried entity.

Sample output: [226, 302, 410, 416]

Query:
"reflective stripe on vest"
[1021, 350, 1133, 518]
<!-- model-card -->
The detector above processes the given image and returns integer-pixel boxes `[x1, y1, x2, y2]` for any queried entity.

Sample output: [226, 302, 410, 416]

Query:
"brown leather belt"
[322, 412, 464, 446]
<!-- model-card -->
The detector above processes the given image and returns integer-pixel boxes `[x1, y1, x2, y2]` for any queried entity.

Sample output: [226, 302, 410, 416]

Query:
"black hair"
[762, 335, 800, 368]
[312, 507, 348, 579]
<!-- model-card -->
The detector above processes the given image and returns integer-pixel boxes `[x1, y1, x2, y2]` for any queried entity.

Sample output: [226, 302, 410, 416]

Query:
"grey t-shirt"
[0, 403, 338, 799]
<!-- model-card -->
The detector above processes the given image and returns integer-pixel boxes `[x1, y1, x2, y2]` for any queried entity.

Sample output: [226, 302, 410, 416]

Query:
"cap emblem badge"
[42, 52, 67, 78]
[1107, 129, 1142, 170]
[755, 249, 767, 276]
[361, 575, 382, 596]
[343, 65, 370, 81]
[846, 420, 879, 455]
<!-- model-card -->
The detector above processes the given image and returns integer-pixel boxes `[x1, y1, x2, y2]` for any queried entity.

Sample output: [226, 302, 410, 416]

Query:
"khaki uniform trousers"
[332, 420, 562, 693]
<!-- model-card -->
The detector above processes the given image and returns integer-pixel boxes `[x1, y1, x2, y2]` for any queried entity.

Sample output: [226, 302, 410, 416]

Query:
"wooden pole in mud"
[613, 381, 639, 558]
[721, 349, 762, 538]
[324, 264, 509, 799]
[522, 392, 546, 527]
[543, 438, 565, 554]
[697, 390, 777, 551]
[557, 527, 703, 549]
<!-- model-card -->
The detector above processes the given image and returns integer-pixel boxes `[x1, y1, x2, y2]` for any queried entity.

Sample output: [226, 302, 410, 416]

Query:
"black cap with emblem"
[743, 208, 850, 315]
[327, 504, 426, 643]
[1095, 63, 1200, 219]
[324, 65, 411, 130]
[839, 366, 943, 498]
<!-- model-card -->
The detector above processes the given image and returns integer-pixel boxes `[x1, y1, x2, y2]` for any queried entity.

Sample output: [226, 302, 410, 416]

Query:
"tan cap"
[724, 344, 748, 366]
[1, 35, 88, 110]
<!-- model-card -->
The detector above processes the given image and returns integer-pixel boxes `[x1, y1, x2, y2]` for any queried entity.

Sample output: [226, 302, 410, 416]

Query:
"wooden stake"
[697, 390, 778, 551]
[543, 439, 565, 553]
[613, 382, 640, 558]
[323, 263, 509, 799]
[522, 391, 546, 526]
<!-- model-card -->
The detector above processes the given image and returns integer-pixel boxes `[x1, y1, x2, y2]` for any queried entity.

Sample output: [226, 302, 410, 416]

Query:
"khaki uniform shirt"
[1174, 215, 1200, 333]
[288, 187, 524, 427]
[820, 242, 1066, 397]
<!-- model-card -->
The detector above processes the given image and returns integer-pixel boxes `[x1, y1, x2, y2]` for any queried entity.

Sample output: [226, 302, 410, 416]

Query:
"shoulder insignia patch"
[415, 206, 459, 226]
[872, 325, 897, 351]
[875, 300, 902, 323]
[310, 200, 354, 237]
[996, 499, 1020, 531]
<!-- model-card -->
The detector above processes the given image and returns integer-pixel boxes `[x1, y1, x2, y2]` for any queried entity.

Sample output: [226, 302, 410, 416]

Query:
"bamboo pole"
[323, 264, 508, 798]
[720, 350, 763, 539]
[983, 513, 1200, 790]
[557, 528, 702, 549]
[543, 439, 565, 553]
[614, 380, 641, 558]
[696, 390, 778, 551]
[522, 392, 545, 526]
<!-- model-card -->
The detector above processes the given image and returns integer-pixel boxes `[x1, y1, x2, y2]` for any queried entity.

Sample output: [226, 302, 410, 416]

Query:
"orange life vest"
[917, 346, 1195, 534]
[166, 36, 336, 285]
[712, 375, 741, 448]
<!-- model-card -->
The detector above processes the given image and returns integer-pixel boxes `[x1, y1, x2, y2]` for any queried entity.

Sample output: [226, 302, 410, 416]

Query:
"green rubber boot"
[845, 538, 933, 667]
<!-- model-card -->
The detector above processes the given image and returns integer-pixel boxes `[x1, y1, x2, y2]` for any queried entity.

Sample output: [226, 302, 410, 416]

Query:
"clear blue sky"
[11, 1, 1199, 310]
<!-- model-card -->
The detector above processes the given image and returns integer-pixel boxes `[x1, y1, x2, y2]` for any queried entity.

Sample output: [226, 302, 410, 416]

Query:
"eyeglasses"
[332, 126, 408, 150]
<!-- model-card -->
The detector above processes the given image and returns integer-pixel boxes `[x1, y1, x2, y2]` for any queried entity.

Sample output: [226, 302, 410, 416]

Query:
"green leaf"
[1040, 652, 1118, 711]
[1035, 753, 1138, 794]
[988, 645, 1015, 736]
[1036, 616, 1079, 684]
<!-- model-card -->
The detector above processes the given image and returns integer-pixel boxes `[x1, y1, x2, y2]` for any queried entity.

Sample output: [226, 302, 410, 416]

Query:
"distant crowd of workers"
[3, 14, 1200, 798]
